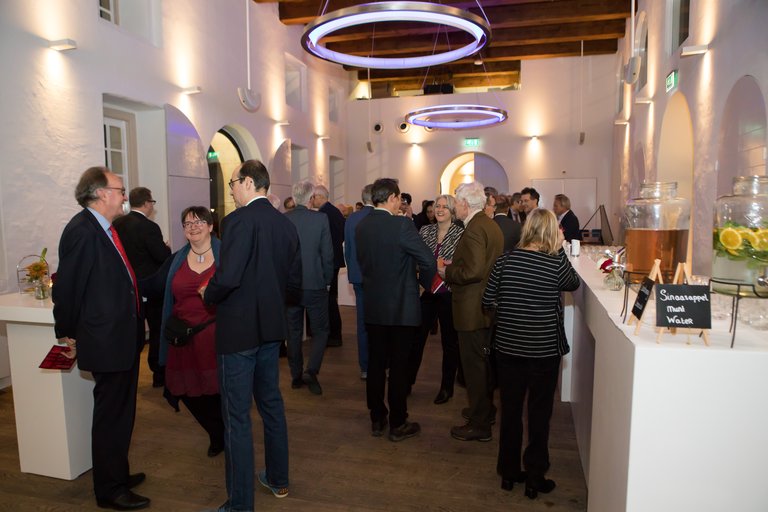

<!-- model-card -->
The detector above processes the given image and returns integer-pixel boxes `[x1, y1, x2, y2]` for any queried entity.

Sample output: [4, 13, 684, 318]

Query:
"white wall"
[615, 0, 768, 274]
[345, 56, 618, 224]
[0, 0, 350, 290]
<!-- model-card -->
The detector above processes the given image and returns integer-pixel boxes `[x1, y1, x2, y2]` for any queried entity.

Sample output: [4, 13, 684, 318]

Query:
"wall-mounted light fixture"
[530, 135, 539, 140]
[319, 135, 330, 140]
[680, 44, 709, 57]
[635, 96, 652, 104]
[48, 39, 77, 51]
[181, 86, 202, 95]
[614, 119, 629, 125]
[276, 120, 290, 126]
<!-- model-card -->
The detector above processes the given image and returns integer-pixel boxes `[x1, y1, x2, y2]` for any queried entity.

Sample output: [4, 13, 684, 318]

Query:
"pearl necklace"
[190, 246, 212, 263]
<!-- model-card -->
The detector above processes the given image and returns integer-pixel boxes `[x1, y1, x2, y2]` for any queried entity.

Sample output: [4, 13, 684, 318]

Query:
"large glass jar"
[712, 175, 768, 296]
[624, 182, 690, 282]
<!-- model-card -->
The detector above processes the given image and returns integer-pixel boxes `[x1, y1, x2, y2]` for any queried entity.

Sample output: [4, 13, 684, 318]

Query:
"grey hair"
[435, 194, 456, 220]
[361, 184, 373, 205]
[293, 179, 315, 206]
[454, 181, 487, 211]
[312, 184, 330, 199]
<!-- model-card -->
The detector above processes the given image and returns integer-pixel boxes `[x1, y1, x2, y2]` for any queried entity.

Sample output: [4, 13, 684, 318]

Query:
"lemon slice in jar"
[755, 229, 768, 251]
[719, 227, 743, 251]
[741, 229, 760, 249]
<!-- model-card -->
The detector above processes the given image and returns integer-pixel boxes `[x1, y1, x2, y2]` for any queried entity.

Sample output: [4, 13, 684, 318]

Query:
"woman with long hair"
[482, 208, 580, 499]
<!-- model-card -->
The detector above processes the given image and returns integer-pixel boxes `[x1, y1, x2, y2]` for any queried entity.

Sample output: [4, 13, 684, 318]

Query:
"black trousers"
[328, 268, 342, 340]
[91, 359, 140, 501]
[144, 297, 163, 375]
[496, 353, 561, 481]
[409, 291, 460, 394]
[179, 394, 225, 444]
[366, 324, 414, 429]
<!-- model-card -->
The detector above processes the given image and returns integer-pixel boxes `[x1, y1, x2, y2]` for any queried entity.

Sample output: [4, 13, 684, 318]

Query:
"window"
[104, 117, 129, 187]
[285, 55, 307, 111]
[290, 144, 309, 182]
[671, 0, 690, 51]
[99, 0, 119, 24]
[329, 156, 344, 202]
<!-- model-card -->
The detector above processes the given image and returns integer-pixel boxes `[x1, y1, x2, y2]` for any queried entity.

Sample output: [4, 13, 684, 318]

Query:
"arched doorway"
[439, 152, 508, 194]
[717, 75, 767, 196]
[208, 125, 262, 225]
[657, 92, 695, 269]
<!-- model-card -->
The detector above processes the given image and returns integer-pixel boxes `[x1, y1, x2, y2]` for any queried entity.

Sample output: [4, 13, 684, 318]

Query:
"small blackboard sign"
[631, 277, 655, 320]
[655, 284, 711, 329]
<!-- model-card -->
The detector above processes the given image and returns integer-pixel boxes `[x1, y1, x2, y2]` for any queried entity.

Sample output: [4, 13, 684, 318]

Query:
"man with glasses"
[201, 160, 302, 511]
[53, 167, 150, 510]
[113, 187, 171, 388]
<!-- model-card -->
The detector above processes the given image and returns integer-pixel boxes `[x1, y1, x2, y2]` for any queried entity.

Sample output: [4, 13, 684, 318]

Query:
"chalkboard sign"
[655, 284, 711, 329]
[631, 277, 655, 320]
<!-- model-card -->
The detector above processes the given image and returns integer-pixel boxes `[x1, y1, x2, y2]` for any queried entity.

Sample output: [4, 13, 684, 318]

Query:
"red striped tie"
[109, 226, 140, 313]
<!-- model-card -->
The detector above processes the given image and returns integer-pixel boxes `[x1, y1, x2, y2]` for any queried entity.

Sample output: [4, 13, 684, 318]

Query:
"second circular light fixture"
[406, 104, 508, 129]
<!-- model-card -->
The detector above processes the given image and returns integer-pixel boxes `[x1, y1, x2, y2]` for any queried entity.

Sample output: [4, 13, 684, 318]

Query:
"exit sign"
[207, 151, 219, 160]
[464, 138, 480, 147]
[665, 70, 679, 92]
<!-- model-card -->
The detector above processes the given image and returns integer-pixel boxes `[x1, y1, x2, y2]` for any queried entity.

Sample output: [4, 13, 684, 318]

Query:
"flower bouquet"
[18, 248, 50, 298]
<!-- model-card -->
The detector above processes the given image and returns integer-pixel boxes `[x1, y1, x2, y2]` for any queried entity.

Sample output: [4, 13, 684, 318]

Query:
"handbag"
[164, 315, 214, 347]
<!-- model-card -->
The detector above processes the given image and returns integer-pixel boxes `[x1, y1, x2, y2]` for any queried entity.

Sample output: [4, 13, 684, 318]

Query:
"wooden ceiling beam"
[277, 0, 629, 27]
[324, 19, 625, 55]
[360, 61, 521, 81]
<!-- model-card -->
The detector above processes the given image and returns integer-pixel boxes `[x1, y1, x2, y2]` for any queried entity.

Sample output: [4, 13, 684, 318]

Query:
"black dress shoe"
[500, 472, 527, 491]
[433, 389, 452, 404]
[291, 377, 304, 389]
[207, 440, 224, 457]
[126, 472, 145, 489]
[371, 419, 387, 437]
[524, 478, 556, 499]
[389, 421, 421, 442]
[97, 490, 150, 510]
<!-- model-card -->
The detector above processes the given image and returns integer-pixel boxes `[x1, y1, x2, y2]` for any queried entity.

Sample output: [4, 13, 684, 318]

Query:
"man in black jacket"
[553, 194, 582, 242]
[53, 166, 149, 510]
[113, 187, 171, 387]
[356, 178, 436, 442]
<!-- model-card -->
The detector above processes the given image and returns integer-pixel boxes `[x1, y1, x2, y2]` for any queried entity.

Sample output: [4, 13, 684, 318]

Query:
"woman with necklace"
[409, 194, 464, 404]
[147, 206, 224, 457]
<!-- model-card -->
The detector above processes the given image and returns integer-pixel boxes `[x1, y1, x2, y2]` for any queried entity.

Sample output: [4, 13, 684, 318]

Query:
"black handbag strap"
[185, 318, 215, 336]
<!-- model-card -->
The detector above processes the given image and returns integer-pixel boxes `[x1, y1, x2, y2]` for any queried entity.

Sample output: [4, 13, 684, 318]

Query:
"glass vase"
[603, 268, 625, 291]
[33, 280, 49, 300]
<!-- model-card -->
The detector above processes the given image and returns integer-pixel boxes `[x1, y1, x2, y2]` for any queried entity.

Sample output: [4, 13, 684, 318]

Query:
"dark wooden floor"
[0, 306, 587, 511]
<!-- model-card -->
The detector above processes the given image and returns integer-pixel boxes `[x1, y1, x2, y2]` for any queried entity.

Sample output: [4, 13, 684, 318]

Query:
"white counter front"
[0, 293, 94, 480]
[565, 257, 768, 512]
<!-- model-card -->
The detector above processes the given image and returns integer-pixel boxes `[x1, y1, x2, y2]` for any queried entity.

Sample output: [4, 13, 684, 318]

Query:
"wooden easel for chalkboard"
[628, 259, 664, 335]
[655, 262, 711, 346]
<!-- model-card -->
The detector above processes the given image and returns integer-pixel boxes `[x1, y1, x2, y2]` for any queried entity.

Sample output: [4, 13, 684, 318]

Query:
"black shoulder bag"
[164, 316, 214, 347]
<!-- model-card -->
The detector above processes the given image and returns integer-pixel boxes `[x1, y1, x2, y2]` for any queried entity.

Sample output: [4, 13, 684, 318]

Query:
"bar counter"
[563, 255, 768, 512]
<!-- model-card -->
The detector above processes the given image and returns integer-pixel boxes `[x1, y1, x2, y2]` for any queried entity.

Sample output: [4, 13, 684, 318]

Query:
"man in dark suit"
[343, 184, 373, 380]
[52, 166, 149, 510]
[311, 185, 345, 346]
[113, 187, 171, 388]
[508, 192, 526, 224]
[356, 178, 436, 442]
[444, 181, 503, 443]
[520, 187, 540, 218]
[201, 160, 301, 511]
[553, 193, 583, 242]
[492, 194, 522, 252]
[285, 179, 334, 395]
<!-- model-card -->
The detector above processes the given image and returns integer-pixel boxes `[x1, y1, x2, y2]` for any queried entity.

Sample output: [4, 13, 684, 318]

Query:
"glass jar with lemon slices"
[712, 176, 768, 296]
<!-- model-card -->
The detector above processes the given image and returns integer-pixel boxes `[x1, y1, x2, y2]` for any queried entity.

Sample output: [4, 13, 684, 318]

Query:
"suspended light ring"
[301, 2, 491, 70]
[406, 104, 507, 129]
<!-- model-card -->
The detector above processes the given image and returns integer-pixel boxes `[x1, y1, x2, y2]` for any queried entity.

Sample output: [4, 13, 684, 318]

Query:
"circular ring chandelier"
[406, 104, 508, 129]
[301, 2, 491, 70]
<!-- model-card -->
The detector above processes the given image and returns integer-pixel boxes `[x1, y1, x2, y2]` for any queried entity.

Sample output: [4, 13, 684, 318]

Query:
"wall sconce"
[276, 120, 290, 126]
[48, 39, 77, 51]
[530, 135, 539, 140]
[614, 119, 629, 125]
[635, 96, 652, 104]
[680, 44, 709, 57]
[318, 135, 330, 140]
[181, 86, 202, 95]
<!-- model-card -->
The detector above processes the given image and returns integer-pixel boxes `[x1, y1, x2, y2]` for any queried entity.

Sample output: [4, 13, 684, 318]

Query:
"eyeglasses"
[182, 219, 208, 229]
[104, 186, 126, 195]
[228, 176, 245, 190]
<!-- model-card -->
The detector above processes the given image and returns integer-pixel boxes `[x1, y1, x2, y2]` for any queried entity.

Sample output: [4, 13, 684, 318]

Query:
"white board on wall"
[532, 178, 598, 232]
